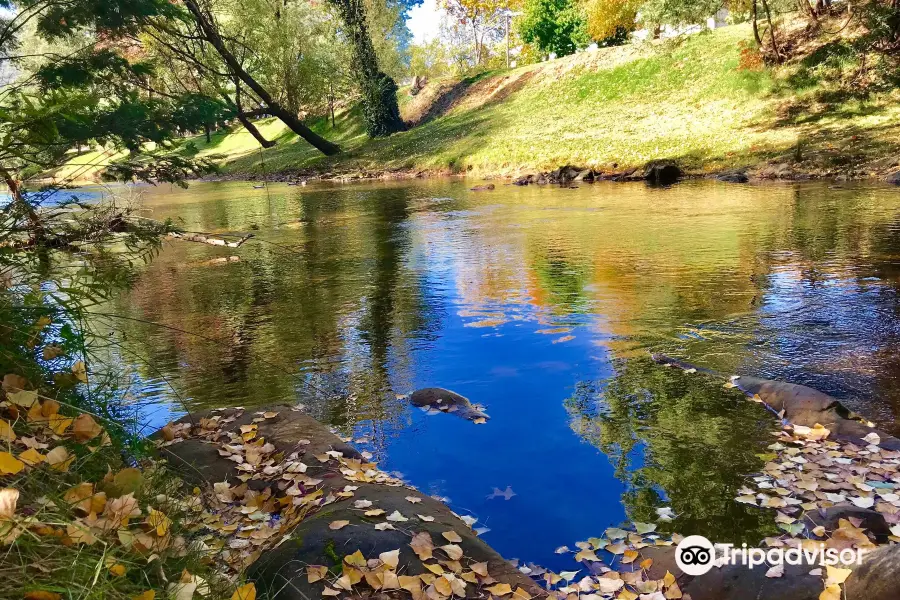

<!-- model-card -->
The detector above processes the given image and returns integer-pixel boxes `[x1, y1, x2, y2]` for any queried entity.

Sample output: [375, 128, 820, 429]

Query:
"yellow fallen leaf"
[0, 420, 15, 442]
[40, 400, 60, 417]
[0, 452, 24, 475]
[434, 576, 452, 596]
[147, 508, 171, 536]
[513, 587, 531, 600]
[18, 448, 44, 466]
[622, 549, 639, 564]
[824, 565, 852, 586]
[231, 583, 256, 600]
[486, 583, 513, 596]
[132, 591, 155, 600]
[819, 585, 842, 600]
[471, 562, 488, 577]
[442, 530, 463, 543]
[109, 564, 127, 577]
[49, 414, 73, 435]
[399, 575, 422, 593]
[72, 361, 88, 383]
[344, 550, 366, 568]
[329, 520, 350, 530]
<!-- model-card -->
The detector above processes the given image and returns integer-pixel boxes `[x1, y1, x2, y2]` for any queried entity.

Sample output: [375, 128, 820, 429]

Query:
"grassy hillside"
[55, 22, 900, 182]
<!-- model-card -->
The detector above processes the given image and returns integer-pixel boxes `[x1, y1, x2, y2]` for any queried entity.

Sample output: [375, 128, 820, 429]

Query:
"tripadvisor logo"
[675, 535, 867, 576]
[675, 536, 716, 576]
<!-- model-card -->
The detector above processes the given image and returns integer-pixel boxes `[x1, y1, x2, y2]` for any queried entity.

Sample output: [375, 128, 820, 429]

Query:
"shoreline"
[198, 160, 900, 188]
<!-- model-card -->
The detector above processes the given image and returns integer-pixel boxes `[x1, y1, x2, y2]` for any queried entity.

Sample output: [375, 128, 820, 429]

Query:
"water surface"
[101, 178, 900, 569]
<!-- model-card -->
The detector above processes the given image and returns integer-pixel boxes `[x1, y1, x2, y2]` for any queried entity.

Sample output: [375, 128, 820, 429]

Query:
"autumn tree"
[582, 0, 640, 42]
[518, 0, 589, 56]
[442, 0, 512, 65]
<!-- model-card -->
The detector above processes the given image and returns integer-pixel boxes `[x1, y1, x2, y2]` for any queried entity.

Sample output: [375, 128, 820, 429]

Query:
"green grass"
[57, 22, 900, 182]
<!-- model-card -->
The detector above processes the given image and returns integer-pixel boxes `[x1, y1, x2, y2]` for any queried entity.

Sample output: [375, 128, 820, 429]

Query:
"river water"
[102, 178, 900, 569]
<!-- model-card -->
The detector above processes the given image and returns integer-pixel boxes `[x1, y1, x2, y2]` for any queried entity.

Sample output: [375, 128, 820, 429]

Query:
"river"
[99, 177, 900, 569]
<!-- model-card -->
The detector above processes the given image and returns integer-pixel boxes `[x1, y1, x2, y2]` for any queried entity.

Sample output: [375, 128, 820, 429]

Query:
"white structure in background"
[632, 7, 730, 41]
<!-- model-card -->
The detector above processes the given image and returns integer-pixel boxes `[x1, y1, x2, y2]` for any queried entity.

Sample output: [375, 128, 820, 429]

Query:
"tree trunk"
[232, 84, 276, 148]
[204, 123, 211, 143]
[2, 166, 45, 243]
[325, 0, 405, 137]
[752, 0, 763, 46]
[183, 0, 341, 155]
[761, 0, 781, 62]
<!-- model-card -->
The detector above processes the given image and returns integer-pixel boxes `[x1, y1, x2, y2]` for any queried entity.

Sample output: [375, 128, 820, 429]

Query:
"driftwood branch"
[168, 232, 254, 248]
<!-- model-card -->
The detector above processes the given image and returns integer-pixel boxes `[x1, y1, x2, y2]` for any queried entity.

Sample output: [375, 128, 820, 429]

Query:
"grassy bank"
[56, 21, 900, 183]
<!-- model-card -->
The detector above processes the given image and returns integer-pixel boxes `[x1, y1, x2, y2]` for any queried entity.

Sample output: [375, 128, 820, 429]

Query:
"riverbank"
[50, 19, 900, 188]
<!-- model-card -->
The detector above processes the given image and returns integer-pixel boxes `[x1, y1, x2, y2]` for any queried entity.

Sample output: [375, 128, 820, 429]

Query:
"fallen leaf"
[824, 565, 852, 586]
[387, 510, 408, 522]
[147, 508, 171, 536]
[7, 390, 37, 408]
[24, 592, 62, 600]
[441, 544, 463, 560]
[72, 414, 103, 442]
[49, 415, 73, 435]
[442, 531, 462, 543]
[486, 583, 513, 596]
[410, 531, 434, 560]
[231, 583, 257, 600]
[0, 488, 18, 519]
[308, 566, 328, 583]
[765, 564, 784, 578]
[634, 522, 656, 534]
[0, 452, 24, 475]
[46, 446, 73, 472]
[819, 585, 842, 600]
[109, 564, 127, 577]
[0, 420, 14, 442]
[17, 448, 44, 466]
[329, 520, 350, 530]
[380, 549, 400, 569]
[72, 361, 88, 383]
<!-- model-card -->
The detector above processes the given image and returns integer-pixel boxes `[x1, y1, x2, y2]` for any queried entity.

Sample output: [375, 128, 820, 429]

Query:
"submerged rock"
[715, 170, 750, 183]
[651, 353, 900, 450]
[887, 170, 900, 185]
[643, 160, 683, 185]
[470, 183, 495, 191]
[409, 387, 489, 422]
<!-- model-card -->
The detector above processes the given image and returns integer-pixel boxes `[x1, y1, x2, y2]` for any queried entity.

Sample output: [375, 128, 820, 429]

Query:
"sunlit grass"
[56, 22, 900, 183]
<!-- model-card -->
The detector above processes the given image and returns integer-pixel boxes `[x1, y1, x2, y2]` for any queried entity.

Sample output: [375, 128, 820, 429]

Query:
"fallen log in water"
[167, 231, 254, 248]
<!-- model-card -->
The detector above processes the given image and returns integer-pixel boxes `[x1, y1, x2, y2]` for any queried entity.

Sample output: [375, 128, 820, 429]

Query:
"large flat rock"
[160, 406, 543, 600]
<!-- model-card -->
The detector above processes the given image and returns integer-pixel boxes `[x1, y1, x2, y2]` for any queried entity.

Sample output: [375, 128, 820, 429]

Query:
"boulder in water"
[409, 387, 489, 422]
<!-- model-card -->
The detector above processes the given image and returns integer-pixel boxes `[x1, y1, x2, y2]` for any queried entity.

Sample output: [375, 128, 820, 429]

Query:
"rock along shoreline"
[157, 398, 900, 600]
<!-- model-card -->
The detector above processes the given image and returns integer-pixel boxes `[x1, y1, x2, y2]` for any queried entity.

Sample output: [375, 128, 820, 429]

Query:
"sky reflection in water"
[101, 179, 900, 569]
